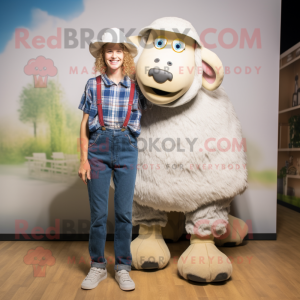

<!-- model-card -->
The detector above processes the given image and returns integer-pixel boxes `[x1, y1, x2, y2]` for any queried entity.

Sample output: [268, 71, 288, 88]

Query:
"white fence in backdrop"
[25, 152, 79, 181]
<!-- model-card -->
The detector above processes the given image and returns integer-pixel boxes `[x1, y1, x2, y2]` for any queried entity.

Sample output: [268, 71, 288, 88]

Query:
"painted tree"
[18, 79, 66, 153]
[44, 79, 65, 152]
[17, 76, 82, 159]
[18, 83, 47, 137]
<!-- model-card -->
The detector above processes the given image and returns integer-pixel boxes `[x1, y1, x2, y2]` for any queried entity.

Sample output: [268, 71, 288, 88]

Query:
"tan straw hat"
[89, 27, 138, 58]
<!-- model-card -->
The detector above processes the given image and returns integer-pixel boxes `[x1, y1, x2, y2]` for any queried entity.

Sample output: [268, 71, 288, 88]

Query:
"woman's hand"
[79, 112, 90, 184]
[78, 159, 91, 185]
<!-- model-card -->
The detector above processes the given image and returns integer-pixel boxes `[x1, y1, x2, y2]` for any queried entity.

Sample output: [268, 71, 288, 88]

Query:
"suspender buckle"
[101, 126, 106, 131]
[121, 126, 126, 132]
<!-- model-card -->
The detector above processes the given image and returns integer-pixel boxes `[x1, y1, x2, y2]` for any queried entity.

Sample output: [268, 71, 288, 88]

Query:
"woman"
[77, 28, 145, 291]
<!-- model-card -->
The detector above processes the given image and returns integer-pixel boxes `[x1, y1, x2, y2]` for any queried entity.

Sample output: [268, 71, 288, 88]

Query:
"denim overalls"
[87, 75, 138, 272]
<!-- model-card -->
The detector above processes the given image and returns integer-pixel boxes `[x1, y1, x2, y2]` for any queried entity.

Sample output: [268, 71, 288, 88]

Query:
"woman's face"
[104, 43, 124, 71]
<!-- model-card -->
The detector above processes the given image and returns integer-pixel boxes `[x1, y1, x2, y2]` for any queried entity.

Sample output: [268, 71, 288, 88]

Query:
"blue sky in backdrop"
[0, 0, 84, 53]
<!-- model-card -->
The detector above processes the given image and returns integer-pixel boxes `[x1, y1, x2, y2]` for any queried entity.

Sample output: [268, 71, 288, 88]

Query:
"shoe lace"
[117, 270, 132, 282]
[86, 267, 105, 281]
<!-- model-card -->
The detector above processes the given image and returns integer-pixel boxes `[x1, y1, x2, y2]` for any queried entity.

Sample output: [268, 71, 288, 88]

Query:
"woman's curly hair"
[94, 43, 136, 81]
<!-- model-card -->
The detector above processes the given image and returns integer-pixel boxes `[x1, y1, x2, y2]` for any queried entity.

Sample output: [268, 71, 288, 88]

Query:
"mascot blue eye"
[172, 39, 185, 53]
[154, 37, 167, 49]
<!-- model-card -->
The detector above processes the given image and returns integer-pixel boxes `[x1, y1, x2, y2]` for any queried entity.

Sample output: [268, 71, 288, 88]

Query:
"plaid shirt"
[78, 73, 147, 137]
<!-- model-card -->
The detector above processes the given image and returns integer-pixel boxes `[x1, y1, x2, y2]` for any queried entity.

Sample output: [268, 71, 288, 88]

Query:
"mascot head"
[130, 17, 224, 107]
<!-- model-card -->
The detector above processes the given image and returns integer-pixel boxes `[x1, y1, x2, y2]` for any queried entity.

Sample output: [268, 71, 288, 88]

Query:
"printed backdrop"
[0, 0, 281, 236]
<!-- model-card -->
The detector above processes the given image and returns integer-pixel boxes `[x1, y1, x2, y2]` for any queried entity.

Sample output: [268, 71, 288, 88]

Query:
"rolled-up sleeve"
[78, 80, 92, 114]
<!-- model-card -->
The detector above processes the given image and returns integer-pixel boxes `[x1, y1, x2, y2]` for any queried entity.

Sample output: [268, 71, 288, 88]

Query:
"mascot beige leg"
[131, 224, 171, 269]
[179, 199, 233, 282]
[162, 212, 248, 246]
[214, 214, 249, 246]
[131, 200, 170, 269]
[178, 234, 232, 282]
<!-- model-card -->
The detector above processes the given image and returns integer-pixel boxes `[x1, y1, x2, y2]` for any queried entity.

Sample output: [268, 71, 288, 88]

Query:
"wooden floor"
[1, 204, 300, 300]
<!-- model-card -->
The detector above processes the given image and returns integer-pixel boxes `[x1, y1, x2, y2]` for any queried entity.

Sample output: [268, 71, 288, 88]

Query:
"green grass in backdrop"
[0, 79, 81, 164]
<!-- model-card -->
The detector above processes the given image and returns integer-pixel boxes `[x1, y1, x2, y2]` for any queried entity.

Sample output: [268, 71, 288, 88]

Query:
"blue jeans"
[86, 126, 138, 272]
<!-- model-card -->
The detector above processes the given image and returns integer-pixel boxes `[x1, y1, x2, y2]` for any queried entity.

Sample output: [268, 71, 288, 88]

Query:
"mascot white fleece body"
[112, 17, 248, 283]
[133, 85, 247, 233]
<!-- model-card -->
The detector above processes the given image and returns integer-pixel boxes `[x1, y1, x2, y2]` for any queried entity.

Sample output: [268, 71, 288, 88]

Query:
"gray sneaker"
[81, 267, 107, 289]
[115, 269, 135, 291]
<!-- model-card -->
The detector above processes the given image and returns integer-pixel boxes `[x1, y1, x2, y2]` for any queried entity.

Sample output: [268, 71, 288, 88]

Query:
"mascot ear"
[201, 47, 224, 91]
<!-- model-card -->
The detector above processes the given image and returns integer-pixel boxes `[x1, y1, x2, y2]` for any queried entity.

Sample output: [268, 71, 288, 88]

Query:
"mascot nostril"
[148, 68, 173, 83]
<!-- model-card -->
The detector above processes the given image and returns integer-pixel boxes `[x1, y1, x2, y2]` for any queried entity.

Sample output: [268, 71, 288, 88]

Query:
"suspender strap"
[121, 81, 135, 131]
[96, 75, 106, 130]
[96, 75, 135, 131]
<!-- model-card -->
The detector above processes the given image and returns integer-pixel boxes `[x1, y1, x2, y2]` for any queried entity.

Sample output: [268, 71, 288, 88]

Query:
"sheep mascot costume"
[111, 17, 248, 283]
